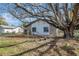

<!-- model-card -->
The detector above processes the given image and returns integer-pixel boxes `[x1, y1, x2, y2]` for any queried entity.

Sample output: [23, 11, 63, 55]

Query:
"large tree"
[8, 3, 79, 39]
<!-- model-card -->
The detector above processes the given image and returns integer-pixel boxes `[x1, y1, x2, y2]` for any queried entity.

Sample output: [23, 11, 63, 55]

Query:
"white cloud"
[1, 12, 22, 26]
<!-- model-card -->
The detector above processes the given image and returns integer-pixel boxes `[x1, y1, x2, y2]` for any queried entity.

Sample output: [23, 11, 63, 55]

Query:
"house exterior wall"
[31, 20, 50, 36]
[0, 27, 4, 33]
[25, 20, 63, 37]
[56, 29, 64, 37]
[13, 27, 24, 33]
[49, 25, 57, 37]
[3, 29, 14, 33]
[0, 26, 24, 34]
[24, 26, 31, 35]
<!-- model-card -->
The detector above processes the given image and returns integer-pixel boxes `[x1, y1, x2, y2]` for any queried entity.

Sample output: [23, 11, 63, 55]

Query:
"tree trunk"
[64, 27, 74, 39]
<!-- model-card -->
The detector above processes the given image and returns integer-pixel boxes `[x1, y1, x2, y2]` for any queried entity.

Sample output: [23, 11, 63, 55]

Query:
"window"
[43, 27, 49, 32]
[32, 27, 36, 32]
[24, 30, 27, 34]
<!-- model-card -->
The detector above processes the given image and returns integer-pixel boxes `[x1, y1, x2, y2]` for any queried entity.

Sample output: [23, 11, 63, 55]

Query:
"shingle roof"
[0, 25, 15, 29]
[24, 19, 50, 28]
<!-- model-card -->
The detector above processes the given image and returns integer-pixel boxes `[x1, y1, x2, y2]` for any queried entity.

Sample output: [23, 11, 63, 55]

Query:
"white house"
[31, 19, 50, 35]
[13, 27, 24, 33]
[0, 25, 24, 34]
[0, 25, 14, 33]
[24, 19, 58, 37]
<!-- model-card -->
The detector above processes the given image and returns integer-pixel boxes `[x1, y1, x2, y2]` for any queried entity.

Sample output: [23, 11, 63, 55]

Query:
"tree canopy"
[0, 16, 8, 25]
[8, 3, 79, 39]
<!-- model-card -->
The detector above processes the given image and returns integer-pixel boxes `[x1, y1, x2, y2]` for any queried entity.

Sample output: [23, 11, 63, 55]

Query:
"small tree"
[0, 16, 8, 25]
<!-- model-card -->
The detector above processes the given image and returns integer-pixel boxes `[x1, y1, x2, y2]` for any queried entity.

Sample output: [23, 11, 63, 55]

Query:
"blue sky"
[0, 3, 48, 26]
[0, 3, 72, 27]
[0, 3, 22, 26]
[1, 13, 22, 26]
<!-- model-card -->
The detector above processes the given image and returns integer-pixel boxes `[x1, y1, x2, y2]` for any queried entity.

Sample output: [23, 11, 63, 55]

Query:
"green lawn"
[0, 36, 79, 56]
[0, 37, 52, 56]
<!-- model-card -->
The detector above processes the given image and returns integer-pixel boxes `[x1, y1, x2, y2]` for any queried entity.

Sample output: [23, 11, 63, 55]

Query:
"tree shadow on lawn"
[0, 36, 61, 48]
[0, 40, 36, 48]
[0, 36, 77, 56]
[11, 37, 78, 56]
[38, 38, 62, 56]
[61, 46, 77, 56]
[11, 38, 60, 56]
[38, 38, 77, 56]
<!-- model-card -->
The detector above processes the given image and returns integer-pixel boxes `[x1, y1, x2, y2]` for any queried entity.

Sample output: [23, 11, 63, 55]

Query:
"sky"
[0, 3, 41, 27]
[0, 3, 22, 27]
[1, 13, 22, 26]
[0, 3, 48, 27]
[0, 3, 72, 27]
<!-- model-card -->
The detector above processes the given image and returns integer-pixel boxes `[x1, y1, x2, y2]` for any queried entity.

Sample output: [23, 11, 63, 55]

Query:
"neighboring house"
[0, 25, 15, 33]
[24, 19, 58, 37]
[0, 25, 24, 34]
[13, 27, 24, 33]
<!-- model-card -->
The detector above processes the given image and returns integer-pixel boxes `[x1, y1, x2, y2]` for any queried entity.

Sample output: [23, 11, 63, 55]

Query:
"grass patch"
[0, 37, 45, 55]
[0, 40, 17, 47]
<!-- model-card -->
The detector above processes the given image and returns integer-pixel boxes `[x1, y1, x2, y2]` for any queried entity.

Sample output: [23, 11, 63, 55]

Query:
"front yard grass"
[0, 37, 53, 56]
[0, 36, 79, 56]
